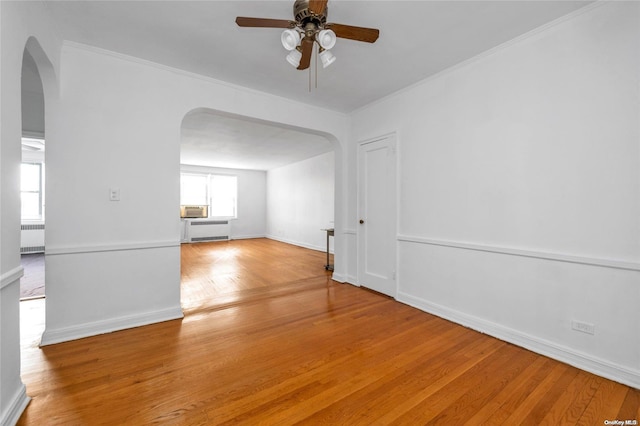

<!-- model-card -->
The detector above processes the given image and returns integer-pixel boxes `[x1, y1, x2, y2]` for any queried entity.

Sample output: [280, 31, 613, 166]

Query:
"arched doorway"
[20, 46, 46, 301]
[178, 108, 341, 303]
[19, 36, 58, 345]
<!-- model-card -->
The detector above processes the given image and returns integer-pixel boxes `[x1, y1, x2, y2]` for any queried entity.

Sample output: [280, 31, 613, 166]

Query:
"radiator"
[21, 223, 45, 253]
[186, 220, 230, 242]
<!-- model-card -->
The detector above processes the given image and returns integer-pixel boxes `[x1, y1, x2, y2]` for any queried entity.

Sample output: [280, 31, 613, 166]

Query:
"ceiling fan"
[236, 0, 379, 70]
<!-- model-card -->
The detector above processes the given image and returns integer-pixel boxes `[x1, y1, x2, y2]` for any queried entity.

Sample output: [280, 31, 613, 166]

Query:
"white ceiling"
[181, 109, 333, 170]
[36, 0, 592, 170]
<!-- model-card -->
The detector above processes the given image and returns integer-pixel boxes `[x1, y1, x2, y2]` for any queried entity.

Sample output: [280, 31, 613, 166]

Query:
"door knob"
[359, 219, 365, 224]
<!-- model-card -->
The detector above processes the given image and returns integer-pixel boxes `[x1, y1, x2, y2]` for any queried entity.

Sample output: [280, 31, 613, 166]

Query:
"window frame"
[180, 172, 237, 220]
[21, 161, 44, 221]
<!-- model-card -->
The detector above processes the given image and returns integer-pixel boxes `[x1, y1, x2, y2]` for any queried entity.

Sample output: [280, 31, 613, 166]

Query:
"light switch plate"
[109, 188, 120, 201]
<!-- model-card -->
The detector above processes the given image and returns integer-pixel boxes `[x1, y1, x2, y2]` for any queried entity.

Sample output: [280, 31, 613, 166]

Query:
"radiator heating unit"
[185, 220, 230, 242]
[21, 223, 45, 253]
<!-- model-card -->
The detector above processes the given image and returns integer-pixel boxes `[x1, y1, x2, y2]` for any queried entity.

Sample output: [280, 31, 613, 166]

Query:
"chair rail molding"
[397, 234, 640, 272]
[1, 266, 25, 290]
[46, 240, 180, 256]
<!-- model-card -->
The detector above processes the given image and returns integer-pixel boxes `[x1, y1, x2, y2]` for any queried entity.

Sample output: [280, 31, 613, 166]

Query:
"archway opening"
[20, 47, 46, 301]
[19, 36, 57, 350]
[178, 108, 340, 307]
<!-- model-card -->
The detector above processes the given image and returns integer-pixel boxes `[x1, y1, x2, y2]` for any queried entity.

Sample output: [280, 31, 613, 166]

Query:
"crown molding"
[352, 1, 605, 116]
[61, 40, 348, 118]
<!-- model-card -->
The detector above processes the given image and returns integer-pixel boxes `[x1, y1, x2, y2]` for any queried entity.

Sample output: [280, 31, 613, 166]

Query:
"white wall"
[40, 43, 344, 343]
[181, 164, 266, 240]
[350, 2, 640, 388]
[267, 151, 335, 252]
[39, 41, 348, 345]
[0, 2, 62, 423]
[1, 5, 348, 423]
[5, 5, 635, 426]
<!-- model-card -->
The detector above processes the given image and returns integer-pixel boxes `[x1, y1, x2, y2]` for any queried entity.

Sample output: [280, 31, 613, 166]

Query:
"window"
[180, 173, 237, 219]
[180, 174, 208, 206]
[21, 162, 44, 220]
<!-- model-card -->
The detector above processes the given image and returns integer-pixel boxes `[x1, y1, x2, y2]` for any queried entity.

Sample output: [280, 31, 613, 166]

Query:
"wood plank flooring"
[18, 238, 639, 425]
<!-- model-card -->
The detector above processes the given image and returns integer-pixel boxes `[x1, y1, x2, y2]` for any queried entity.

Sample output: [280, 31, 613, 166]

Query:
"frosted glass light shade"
[281, 29, 301, 51]
[319, 49, 336, 68]
[317, 29, 336, 50]
[286, 49, 302, 67]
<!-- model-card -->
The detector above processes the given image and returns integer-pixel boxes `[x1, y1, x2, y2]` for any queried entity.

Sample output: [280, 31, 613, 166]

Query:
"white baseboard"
[230, 234, 266, 240]
[397, 291, 640, 390]
[266, 235, 328, 253]
[330, 273, 346, 283]
[40, 306, 184, 346]
[332, 274, 358, 286]
[326, 272, 359, 286]
[1, 384, 30, 426]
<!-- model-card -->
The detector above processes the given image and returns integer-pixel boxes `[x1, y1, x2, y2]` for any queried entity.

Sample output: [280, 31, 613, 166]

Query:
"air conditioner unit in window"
[180, 205, 208, 219]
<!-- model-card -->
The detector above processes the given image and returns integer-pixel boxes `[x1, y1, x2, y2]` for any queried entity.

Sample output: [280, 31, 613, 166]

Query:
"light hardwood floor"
[18, 239, 639, 425]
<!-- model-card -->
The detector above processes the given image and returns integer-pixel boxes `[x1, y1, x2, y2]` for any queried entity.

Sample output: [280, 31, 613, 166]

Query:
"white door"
[357, 134, 396, 297]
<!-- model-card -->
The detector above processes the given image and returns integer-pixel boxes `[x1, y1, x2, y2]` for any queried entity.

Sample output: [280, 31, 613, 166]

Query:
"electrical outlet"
[571, 320, 595, 335]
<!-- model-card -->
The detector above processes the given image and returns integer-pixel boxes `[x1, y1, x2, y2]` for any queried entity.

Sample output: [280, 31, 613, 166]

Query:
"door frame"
[356, 132, 398, 297]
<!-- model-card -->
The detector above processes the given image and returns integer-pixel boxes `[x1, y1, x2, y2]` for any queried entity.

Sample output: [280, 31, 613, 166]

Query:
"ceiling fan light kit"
[317, 29, 336, 50]
[319, 48, 336, 68]
[281, 29, 301, 51]
[286, 49, 303, 67]
[236, 0, 379, 73]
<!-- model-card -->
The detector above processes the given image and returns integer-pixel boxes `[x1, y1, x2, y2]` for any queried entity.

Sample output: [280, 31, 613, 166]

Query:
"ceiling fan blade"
[235, 17, 295, 28]
[297, 38, 314, 70]
[309, 0, 328, 15]
[326, 23, 379, 43]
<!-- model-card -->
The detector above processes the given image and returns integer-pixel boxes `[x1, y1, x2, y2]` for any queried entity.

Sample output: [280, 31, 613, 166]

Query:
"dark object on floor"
[21, 253, 44, 299]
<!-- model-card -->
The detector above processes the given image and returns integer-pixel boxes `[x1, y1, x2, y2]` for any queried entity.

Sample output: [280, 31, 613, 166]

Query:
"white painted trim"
[353, 1, 604, 115]
[0, 384, 30, 426]
[266, 235, 329, 254]
[397, 292, 640, 390]
[329, 267, 358, 284]
[398, 235, 640, 272]
[332, 273, 359, 287]
[0, 266, 24, 290]
[40, 306, 184, 346]
[46, 241, 180, 256]
[343, 229, 357, 235]
[230, 234, 267, 241]
[330, 273, 347, 283]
